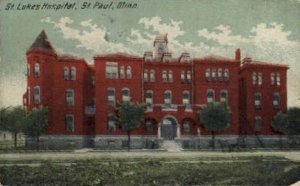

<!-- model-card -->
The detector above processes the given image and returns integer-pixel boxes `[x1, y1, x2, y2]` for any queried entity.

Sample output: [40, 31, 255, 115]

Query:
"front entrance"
[160, 116, 178, 140]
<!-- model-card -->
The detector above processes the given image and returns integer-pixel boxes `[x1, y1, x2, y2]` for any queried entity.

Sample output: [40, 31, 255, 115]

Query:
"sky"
[0, 0, 300, 107]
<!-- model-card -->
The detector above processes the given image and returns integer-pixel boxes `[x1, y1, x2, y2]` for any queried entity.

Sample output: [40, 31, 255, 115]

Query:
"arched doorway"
[159, 116, 178, 140]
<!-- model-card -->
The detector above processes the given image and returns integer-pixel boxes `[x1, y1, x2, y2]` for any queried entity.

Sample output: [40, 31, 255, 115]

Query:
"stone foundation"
[25, 135, 299, 150]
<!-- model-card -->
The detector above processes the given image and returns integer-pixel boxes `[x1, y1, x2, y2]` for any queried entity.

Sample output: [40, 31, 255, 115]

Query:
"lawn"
[0, 152, 300, 185]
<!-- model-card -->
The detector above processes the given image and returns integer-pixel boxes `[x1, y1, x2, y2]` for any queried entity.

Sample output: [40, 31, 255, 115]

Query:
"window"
[145, 120, 153, 133]
[65, 115, 74, 132]
[258, 72, 262, 85]
[220, 90, 228, 102]
[168, 70, 173, 82]
[162, 70, 167, 82]
[145, 90, 153, 108]
[207, 90, 215, 103]
[143, 70, 148, 82]
[34, 63, 40, 77]
[224, 69, 229, 81]
[180, 71, 185, 82]
[121, 88, 130, 102]
[91, 76, 95, 86]
[126, 66, 132, 79]
[120, 66, 125, 79]
[254, 92, 262, 109]
[212, 68, 217, 80]
[255, 116, 262, 132]
[218, 68, 223, 81]
[63, 67, 69, 80]
[276, 73, 280, 86]
[108, 113, 116, 132]
[105, 62, 118, 79]
[33, 86, 40, 104]
[66, 89, 74, 106]
[164, 91, 172, 106]
[252, 72, 257, 85]
[186, 71, 191, 82]
[183, 120, 190, 133]
[70, 67, 76, 80]
[107, 88, 115, 106]
[27, 64, 30, 77]
[270, 73, 275, 85]
[205, 69, 210, 80]
[150, 70, 155, 82]
[182, 91, 190, 105]
[273, 92, 280, 108]
[27, 87, 30, 104]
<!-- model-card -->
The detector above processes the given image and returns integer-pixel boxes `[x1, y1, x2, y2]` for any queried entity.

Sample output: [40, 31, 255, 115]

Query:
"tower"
[153, 33, 168, 60]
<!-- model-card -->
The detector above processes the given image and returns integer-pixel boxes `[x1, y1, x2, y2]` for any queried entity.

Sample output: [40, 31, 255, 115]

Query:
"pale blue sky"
[0, 0, 300, 107]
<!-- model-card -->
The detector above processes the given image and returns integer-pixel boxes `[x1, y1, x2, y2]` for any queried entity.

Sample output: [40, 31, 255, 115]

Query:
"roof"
[28, 30, 55, 53]
[194, 55, 237, 62]
[94, 52, 142, 60]
[242, 60, 288, 68]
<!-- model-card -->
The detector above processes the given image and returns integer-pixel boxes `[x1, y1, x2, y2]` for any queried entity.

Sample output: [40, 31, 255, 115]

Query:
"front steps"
[160, 140, 182, 152]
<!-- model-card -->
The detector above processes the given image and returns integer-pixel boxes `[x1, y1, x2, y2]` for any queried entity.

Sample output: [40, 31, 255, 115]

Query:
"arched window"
[120, 66, 125, 79]
[164, 90, 172, 107]
[108, 113, 116, 132]
[212, 68, 217, 80]
[150, 70, 155, 82]
[65, 114, 74, 132]
[65, 89, 74, 106]
[276, 73, 280, 86]
[180, 71, 185, 82]
[252, 72, 257, 85]
[254, 92, 262, 109]
[27, 64, 30, 77]
[220, 90, 228, 102]
[182, 91, 190, 105]
[207, 89, 215, 103]
[126, 66, 132, 79]
[121, 88, 130, 102]
[143, 69, 148, 82]
[273, 92, 280, 108]
[63, 67, 69, 80]
[33, 86, 40, 104]
[255, 116, 262, 132]
[205, 68, 211, 80]
[186, 71, 191, 82]
[145, 119, 153, 133]
[183, 120, 190, 133]
[258, 72, 262, 85]
[218, 68, 223, 81]
[168, 70, 173, 82]
[34, 63, 40, 77]
[162, 70, 167, 82]
[270, 73, 275, 85]
[224, 69, 229, 81]
[107, 88, 115, 106]
[70, 67, 76, 80]
[145, 90, 153, 108]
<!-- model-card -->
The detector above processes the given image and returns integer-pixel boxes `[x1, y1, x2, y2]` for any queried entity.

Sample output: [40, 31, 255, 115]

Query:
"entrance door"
[160, 117, 177, 140]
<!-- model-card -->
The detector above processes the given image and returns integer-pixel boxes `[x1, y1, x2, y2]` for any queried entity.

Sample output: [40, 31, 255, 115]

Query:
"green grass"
[0, 156, 299, 185]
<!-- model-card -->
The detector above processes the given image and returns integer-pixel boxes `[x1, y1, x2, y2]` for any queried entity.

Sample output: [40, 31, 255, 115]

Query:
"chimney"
[235, 48, 241, 62]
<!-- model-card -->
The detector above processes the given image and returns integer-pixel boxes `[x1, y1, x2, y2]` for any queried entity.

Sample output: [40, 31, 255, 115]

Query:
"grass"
[0, 154, 299, 185]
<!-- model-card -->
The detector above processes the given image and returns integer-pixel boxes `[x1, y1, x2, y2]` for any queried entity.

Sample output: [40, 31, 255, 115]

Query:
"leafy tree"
[272, 112, 288, 148]
[0, 107, 10, 130]
[23, 106, 48, 150]
[199, 102, 230, 150]
[1, 106, 27, 148]
[286, 107, 300, 135]
[117, 102, 144, 151]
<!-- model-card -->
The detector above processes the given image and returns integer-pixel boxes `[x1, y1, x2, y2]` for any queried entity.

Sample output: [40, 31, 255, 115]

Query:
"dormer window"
[162, 53, 172, 63]
[180, 53, 191, 63]
[144, 52, 153, 62]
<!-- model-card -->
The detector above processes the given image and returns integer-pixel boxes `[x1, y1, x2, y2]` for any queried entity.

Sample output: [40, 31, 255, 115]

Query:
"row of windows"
[105, 62, 132, 79]
[252, 72, 281, 86]
[143, 70, 192, 83]
[205, 68, 229, 81]
[254, 92, 280, 109]
[64, 67, 76, 80]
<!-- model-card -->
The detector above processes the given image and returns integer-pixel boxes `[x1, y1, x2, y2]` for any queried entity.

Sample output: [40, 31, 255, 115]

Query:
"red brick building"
[23, 31, 288, 148]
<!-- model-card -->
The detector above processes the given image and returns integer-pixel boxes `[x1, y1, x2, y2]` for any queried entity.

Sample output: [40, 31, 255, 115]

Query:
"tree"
[199, 102, 230, 150]
[286, 107, 300, 135]
[2, 106, 27, 149]
[0, 107, 10, 130]
[117, 102, 144, 151]
[23, 106, 48, 150]
[272, 112, 288, 148]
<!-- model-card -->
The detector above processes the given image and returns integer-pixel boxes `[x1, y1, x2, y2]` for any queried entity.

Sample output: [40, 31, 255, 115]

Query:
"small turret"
[28, 30, 56, 53]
